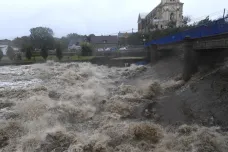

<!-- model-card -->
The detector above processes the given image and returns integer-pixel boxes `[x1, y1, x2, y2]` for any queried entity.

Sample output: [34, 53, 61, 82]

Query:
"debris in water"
[105, 100, 132, 118]
[48, 90, 61, 100]
[129, 123, 164, 143]
[177, 124, 198, 135]
[143, 82, 162, 99]
[0, 102, 14, 109]
[36, 131, 76, 152]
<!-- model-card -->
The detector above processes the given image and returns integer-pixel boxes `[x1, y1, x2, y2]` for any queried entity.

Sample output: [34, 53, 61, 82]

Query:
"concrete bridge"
[146, 17, 228, 81]
[147, 33, 228, 81]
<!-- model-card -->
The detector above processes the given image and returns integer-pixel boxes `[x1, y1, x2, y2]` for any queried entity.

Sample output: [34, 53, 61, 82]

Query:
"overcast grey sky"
[0, 0, 227, 39]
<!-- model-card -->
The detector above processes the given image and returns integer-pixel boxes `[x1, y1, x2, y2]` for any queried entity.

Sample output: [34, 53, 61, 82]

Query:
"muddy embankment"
[129, 56, 228, 126]
[0, 59, 228, 152]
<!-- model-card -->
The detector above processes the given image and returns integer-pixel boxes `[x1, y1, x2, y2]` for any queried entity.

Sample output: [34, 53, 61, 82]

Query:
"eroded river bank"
[1, 60, 228, 152]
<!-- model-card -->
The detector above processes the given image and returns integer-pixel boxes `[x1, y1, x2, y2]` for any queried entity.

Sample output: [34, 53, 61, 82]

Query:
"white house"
[0, 45, 8, 55]
[0, 45, 20, 55]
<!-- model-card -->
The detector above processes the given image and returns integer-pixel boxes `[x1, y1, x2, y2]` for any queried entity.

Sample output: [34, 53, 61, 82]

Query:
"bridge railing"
[145, 16, 228, 46]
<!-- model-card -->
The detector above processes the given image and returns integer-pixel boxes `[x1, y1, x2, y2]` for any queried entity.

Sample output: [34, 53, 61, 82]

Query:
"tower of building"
[161, 0, 184, 27]
[138, 0, 184, 33]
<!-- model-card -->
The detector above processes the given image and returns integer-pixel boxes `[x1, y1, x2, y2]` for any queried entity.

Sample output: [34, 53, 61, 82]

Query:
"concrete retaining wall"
[94, 49, 147, 58]
[0, 56, 146, 67]
[90, 56, 145, 67]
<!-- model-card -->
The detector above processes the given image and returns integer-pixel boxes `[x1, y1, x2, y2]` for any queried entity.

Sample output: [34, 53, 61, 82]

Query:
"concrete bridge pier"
[146, 46, 151, 62]
[150, 44, 159, 64]
[183, 37, 198, 81]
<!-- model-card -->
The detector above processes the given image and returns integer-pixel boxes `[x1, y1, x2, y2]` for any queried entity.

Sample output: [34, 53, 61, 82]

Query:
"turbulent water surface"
[0, 61, 228, 152]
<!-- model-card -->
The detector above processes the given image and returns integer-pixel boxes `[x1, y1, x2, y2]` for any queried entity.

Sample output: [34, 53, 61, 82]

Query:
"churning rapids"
[0, 61, 228, 152]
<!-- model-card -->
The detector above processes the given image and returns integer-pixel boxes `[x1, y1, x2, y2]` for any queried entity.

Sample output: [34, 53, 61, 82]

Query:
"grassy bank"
[1, 55, 95, 63]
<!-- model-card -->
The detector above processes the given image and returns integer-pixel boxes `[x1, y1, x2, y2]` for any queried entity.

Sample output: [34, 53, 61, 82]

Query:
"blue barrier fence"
[145, 17, 228, 46]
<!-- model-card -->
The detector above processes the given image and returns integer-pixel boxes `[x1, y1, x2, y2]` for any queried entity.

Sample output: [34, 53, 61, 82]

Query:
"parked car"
[111, 48, 117, 51]
[105, 48, 111, 51]
[97, 48, 104, 52]
[68, 44, 81, 51]
[119, 47, 127, 51]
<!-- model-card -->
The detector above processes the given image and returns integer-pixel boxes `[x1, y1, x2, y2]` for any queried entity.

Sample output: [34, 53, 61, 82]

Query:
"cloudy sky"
[0, 0, 227, 39]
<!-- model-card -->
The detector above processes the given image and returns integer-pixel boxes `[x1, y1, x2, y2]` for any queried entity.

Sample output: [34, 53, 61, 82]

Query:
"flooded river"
[0, 61, 228, 152]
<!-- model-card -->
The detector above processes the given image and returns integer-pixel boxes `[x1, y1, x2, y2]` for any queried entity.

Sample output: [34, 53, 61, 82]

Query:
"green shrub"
[15, 53, 22, 61]
[56, 43, 63, 60]
[40, 46, 48, 60]
[25, 46, 33, 60]
[6, 46, 15, 60]
[81, 43, 92, 56]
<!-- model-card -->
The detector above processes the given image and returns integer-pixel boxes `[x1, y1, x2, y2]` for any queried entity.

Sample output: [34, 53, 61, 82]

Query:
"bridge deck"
[145, 17, 228, 47]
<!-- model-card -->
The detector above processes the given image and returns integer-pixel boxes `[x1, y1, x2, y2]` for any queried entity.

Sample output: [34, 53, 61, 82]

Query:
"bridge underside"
[147, 34, 228, 81]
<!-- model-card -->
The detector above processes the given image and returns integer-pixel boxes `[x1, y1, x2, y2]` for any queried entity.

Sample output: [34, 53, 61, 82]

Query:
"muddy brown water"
[0, 60, 228, 152]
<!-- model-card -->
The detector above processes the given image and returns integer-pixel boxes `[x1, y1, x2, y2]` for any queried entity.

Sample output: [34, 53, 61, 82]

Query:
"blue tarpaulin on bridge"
[145, 17, 228, 46]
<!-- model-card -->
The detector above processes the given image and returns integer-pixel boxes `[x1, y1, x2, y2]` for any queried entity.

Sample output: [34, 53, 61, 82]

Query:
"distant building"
[138, 0, 184, 33]
[0, 39, 11, 45]
[138, 13, 148, 33]
[0, 39, 11, 55]
[68, 37, 86, 51]
[118, 32, 132, 38]
[90, 35, 118, 50]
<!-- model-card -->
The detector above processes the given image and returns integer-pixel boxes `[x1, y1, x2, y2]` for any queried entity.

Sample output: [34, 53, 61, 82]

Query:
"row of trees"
[9, 27, 95, 61]
[1, 42, 92, 62]
[22, 42, 64, 61]
[11, 27, 61, 61]
[13, 31, 95, 51]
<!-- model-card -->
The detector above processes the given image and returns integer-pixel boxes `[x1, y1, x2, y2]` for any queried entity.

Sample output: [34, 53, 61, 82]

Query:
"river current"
[0, 61, 228, 152]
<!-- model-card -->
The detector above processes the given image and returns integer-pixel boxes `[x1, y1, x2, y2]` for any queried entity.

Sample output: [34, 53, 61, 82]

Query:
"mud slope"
[154, 64, 228, 127]
[127, 56, 228, 127]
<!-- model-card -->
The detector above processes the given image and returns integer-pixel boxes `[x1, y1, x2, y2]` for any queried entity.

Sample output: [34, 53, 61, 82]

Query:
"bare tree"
[183, 16, 191, 25]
